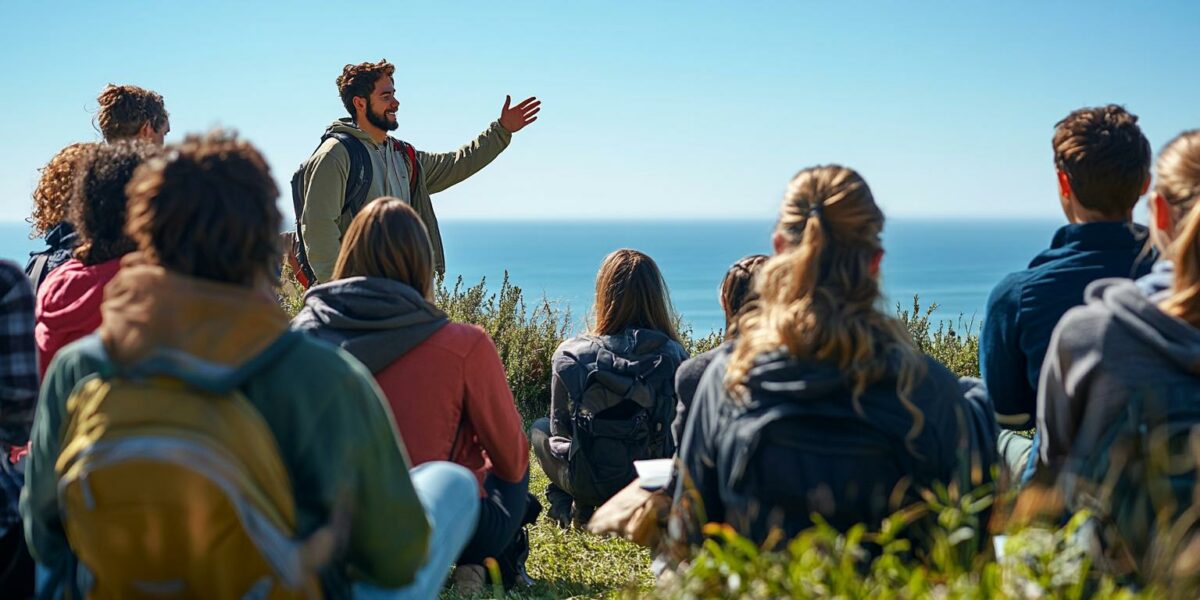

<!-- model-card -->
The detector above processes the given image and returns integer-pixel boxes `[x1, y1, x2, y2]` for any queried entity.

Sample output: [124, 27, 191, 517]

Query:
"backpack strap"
[330, 132, 372, 219]
[25, 252, 50, 293]
[391, 139, 420, 201]
[289, 131, 373, 288]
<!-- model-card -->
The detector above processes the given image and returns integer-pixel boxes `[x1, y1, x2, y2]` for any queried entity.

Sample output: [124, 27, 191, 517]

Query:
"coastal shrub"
[434, 273, 570, 417]
[281, 270, 983, 420]
[898, 295, 981, 378]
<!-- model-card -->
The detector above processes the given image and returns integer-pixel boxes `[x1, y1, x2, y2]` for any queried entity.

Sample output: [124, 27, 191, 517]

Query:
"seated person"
[35, 141, 158, 378]
[25, 143, 94, 291]
[21, 131, 476, 600]
[531, 249, 688, 528]
[673, 254, 767, 447]
[0, 261, 37, 596]
[293, 198, 531, 594]
[671, 165, 998, 547]
[983, 106, 1155, 479]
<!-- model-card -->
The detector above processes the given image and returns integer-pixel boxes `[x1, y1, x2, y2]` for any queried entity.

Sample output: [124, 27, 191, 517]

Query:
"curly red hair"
[29, 143, 96, 238]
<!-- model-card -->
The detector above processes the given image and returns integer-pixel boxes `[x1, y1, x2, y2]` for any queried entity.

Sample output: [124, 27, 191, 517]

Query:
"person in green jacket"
[300, 59, 541, 282]
[21, 130, 481, 600]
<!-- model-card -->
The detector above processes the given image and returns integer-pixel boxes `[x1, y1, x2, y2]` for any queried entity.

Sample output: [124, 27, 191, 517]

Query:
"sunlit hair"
[336, 60, 395, 117]
[1161, 198, 1200, 327]
[96, 84, 168, 142]
[1154, 130, 1200, 251]
[725, 165, 927, 445]
[590, 249, 681, 343]
[332, 198, 434, 299]
[29, 143, 95, 238]
[720, 254, 768, 338]
[71, 141, 159, 265]
[1052, 104, 1151, 217]
[125, 129, 280, 287]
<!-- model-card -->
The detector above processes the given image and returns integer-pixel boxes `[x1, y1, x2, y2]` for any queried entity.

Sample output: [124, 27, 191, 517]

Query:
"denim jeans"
[354, 461, 481, 600]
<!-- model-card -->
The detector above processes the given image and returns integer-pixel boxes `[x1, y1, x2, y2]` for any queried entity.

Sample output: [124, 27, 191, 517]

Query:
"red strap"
[391, 139, 419, 199]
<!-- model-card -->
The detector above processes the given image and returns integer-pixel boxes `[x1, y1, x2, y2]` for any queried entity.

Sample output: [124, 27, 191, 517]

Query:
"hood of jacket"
[1084, 278, 1200, 374]
[291, 276, 449, 373]
[327, 118, 384, 147]
[98, 255, 291, 391]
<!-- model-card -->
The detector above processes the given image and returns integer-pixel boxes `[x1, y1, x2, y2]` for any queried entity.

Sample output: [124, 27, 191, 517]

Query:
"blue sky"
[1, 1, 1197, 226]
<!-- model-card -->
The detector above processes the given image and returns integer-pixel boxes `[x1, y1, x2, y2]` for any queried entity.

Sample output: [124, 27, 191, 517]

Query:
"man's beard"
[365, 101, 398, 132]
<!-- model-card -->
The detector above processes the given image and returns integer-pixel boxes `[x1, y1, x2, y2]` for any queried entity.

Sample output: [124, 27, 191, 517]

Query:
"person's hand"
[499, 95, 541, 133]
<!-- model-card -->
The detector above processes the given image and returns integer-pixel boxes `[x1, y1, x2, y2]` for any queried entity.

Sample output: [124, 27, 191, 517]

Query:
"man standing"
[297, 59, 540, 283]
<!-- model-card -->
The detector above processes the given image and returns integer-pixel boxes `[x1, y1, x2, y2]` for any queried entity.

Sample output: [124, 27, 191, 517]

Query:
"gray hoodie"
[1036, 278, 1200, 476]
[291, 276, 448, 373]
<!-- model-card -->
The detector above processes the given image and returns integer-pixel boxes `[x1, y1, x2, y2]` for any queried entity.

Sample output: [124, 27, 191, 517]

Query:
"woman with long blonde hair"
[671, 165, 996, 546]
[530, 249, 689, 528]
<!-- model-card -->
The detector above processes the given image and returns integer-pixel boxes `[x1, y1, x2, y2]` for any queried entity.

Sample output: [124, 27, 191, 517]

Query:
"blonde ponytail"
[726, 165, 927, 448]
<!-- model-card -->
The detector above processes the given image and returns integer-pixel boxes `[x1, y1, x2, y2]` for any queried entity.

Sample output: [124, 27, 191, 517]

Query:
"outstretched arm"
[419, 96, 540, 194]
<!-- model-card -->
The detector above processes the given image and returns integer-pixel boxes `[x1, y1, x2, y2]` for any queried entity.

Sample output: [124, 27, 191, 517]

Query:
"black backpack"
[715, 396, 907, 544]
[286, 129, 419, 288]
[25, 222, 78, 293]
[566, 348, 677, 508]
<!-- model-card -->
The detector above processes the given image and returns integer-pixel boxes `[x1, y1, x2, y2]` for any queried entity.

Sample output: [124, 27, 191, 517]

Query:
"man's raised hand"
[499, 95, 541, 133]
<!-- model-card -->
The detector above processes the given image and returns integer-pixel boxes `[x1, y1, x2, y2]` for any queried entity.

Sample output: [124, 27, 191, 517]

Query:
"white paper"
[634, 458, 673, 490]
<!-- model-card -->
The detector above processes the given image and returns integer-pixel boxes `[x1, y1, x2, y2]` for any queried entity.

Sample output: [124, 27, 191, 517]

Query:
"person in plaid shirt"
[0, 259, 37, 597]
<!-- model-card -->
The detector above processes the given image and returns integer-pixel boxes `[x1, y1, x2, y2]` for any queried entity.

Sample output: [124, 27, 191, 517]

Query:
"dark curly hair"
[125, 129, 281, 287]
[71, 141, 160, 265]
[96, 84, 168, 142]
[29, 143, 95, 238]
[1053, 104, 1151, 216]
[336, 59, 395, 117]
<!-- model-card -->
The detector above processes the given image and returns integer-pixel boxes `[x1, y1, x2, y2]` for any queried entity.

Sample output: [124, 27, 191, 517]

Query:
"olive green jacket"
[300, 119, 512, 281]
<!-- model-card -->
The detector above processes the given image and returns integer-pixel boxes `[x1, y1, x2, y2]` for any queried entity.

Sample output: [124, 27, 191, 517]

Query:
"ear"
[353, 96, 368, 115]
[1141, 172, 1152, 196]
[869, 250, 884, 276]
[1152, 193, 1171, 232]
[136, 121, 156, 140]
[772, 231, 787, 255]
[1056, 170, 1072, 199]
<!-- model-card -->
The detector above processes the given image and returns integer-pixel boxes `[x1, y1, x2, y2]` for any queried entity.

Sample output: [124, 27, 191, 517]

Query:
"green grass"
[440, 455, 652, 599]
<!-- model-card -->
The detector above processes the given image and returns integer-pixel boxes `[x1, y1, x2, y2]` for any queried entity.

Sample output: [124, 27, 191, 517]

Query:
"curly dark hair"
[96, 84, 168, 142]
[71, 141, 160, 265]
[336, 59, 395, 117]
[29, 143, 95, 238]
[125, 129, 281, 287]
[1053, 104, 1151, 216]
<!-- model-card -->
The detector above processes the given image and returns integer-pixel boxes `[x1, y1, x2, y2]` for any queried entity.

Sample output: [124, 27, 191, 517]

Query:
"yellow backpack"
[54, 336, 330, 600]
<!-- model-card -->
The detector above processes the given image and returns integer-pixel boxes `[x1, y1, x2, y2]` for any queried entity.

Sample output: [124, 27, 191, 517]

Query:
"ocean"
[0, 218, 1064, 334]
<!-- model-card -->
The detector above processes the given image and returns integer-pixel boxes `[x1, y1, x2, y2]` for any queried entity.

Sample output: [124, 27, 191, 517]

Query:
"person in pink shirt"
[35, 141, 159, 376]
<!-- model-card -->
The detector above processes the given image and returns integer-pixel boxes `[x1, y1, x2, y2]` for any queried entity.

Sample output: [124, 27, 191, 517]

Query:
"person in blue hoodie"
[983, 105, 1156, 477]
[671, 165, 997, 548]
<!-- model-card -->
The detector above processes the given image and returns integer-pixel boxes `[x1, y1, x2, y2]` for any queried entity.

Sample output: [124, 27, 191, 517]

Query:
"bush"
[897, 295, 980, 378]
